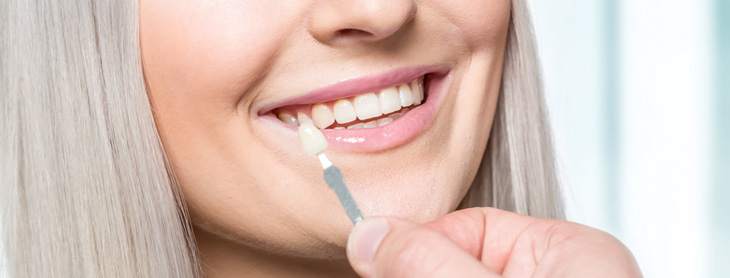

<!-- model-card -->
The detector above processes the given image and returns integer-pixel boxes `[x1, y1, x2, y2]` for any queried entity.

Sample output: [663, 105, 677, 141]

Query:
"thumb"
[346, 217, 499, 278]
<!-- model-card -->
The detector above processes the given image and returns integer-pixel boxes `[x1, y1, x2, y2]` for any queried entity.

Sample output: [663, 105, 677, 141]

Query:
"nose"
[307, 0, 416, 45]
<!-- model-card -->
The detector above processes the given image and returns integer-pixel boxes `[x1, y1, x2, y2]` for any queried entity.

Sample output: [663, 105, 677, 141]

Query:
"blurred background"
[1, 1, 726, 277]
[531, 0, 728, 277]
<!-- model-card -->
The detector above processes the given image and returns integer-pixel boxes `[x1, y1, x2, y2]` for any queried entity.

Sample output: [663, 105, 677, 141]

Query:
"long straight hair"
[459, 0, 565, 219]
[1, 0, 199, 277]
[1, 0, 562, 276]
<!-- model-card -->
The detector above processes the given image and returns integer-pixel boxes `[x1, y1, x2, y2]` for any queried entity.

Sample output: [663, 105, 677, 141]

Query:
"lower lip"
[261, 72, 451, 152]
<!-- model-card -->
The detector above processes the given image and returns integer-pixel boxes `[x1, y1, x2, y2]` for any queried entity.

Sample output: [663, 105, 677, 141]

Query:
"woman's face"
[141, 0, 510, 259]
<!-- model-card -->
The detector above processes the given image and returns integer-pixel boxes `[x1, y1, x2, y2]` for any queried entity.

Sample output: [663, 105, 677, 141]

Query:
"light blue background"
[532, 0, 729, 277]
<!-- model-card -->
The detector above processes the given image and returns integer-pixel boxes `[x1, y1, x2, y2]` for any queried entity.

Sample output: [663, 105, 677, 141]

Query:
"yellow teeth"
[277, 112, 298, 126]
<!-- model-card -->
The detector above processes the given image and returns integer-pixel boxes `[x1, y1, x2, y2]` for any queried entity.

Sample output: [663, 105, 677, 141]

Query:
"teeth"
[377, 117, 393, 127]
[379, 87, 401, 115]
[363, 120, 378, 128]
[333, 99, 357, 124]
[353, 93, 382, 120]
[347, 123, 364, 130]
[297, 112, 314, 125]
[277, 112, 299, 126]
[311, 103, 335, 129]
[411, 80, 423, 105]
[390, 108, 408, 120]
[277, 79, 424, 129]
[398, 84, 414, 107]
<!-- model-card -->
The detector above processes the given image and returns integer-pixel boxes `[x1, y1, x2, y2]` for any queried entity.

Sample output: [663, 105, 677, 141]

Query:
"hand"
[346, 207, 642, 277]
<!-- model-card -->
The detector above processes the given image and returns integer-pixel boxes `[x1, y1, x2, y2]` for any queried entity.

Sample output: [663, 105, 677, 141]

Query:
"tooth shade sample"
[347, 123, 364, 129]
[333, 127, 346, 130]
[298, 123, 328, 156]
[363, 120, 378, 128]
[377, 117, 393, 127]
[411, 80, 423, 105]
[311, 103, 335, 129]
[333, 99, 357, 124]
[379, 87, 401, 114]
[297, 112, 314, 125]
[277, 112, 299, 126]
[354, 93, 382, 120]
[398, 84, 414, 107]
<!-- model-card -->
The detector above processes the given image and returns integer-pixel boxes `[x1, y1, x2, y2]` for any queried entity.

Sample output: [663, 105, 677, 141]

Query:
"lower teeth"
[331, 107, 410, 130]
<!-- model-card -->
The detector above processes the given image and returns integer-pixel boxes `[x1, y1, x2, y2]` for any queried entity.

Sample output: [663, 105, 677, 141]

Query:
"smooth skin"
[347, 209, 642, 277]
[140, 0, 641, 277]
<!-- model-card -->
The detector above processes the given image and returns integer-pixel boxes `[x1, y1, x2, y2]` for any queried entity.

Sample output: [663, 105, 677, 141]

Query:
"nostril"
[335, 29, 372, 39]
[307, 1, 417, 45]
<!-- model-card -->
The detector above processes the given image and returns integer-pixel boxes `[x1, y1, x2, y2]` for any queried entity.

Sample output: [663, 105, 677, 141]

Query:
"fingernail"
[348, 217, 391, 263]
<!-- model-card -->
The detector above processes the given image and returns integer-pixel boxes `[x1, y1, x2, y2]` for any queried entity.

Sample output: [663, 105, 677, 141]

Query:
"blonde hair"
[459, 0, 565, 219]
[1, 0, 562, 276]
[1, 1, 198, 277]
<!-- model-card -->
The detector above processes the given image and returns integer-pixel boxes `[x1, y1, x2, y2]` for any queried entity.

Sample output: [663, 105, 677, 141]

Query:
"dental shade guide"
[298, 123, 364, 226]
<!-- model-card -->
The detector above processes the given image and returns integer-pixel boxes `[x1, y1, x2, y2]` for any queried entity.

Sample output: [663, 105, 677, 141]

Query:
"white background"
[532, 0, 727, 277]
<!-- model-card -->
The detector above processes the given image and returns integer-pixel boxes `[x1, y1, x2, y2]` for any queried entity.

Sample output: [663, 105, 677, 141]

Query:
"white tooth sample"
[297, 112, 314, 125]
[398, 84, 414, 107]
[298, 123, 328, 156]
[333, 127, 346, 130]
[277, 112, 299, 126]
[363, 120, 378, 128]
[311, 103, 335, 129]
[347, 123, 364, 129]
[379, 87, 401, 114]
[411, 80, 423, 105]
[353, 93, 382, 120]
[377, 117, 393, 127]
[333, 99, 357, 124]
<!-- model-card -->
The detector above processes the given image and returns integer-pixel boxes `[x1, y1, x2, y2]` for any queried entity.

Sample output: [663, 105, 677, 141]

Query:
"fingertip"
[347, 217, 391, 264]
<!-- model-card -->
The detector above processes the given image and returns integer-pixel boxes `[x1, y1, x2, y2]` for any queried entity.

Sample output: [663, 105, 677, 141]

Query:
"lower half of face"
[141, 0, 510, 259]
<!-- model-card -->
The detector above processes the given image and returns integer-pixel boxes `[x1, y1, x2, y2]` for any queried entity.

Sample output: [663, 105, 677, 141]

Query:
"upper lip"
[257, 64, 449, 115]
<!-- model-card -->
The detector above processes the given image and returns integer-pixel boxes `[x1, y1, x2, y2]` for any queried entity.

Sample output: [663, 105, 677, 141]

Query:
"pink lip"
[258, 65, 452, 152]
[257, 65, 449, 114]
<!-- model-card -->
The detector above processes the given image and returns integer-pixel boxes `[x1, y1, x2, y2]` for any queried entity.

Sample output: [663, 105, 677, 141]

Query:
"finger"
[423, 207, 542, 274]
[427, 208, 642, 277]
[346, 217, 500, 278]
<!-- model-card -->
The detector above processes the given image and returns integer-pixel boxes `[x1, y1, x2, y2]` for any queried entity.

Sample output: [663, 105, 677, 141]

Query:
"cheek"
[140, 0, 298, 116]
[138, 0, 303, 226]
[139, 1, 299, 179]
[429, 0, 511, 50]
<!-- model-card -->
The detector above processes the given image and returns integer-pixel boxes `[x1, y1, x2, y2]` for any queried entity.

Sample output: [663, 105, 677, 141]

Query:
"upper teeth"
[276, 79, 424, 129]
